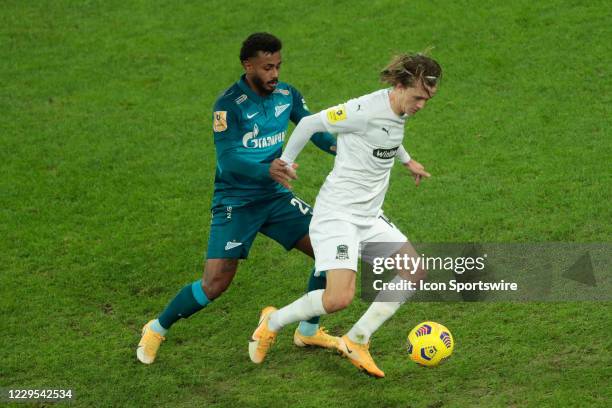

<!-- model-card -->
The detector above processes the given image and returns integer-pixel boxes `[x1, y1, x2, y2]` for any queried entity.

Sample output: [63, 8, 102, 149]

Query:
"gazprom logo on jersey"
[242, 124, 286, 149]
[373, 146, 399, 159]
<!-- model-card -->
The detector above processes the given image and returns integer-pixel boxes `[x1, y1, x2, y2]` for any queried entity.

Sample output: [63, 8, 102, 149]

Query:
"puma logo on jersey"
[381, 127, 390, 135]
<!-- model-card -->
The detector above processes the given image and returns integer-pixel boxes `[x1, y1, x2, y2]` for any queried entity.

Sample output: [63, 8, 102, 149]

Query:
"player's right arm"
[213, 100, 270, 182]
[287, 85, 336, 155]
[281, 99, 366, 165]
[272, 114, 327, 188]
[275, 99, 366, 188]
[279, 114, 328, 165]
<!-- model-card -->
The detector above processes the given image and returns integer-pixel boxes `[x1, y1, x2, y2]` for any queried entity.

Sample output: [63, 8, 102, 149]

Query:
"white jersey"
[316, 89, 407, 217]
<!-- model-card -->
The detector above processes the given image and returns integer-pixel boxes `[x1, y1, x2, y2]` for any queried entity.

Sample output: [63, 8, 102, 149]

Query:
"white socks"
[268, 274, 414, 342]
[347, 275, 415, 344]
[268, 289, 327, 332]
[346, 301, 402, 344]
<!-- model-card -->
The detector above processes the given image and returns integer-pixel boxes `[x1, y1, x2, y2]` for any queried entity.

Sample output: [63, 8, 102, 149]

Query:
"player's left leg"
[259, 193, 336, 349]
[344, 213, 425, 347]
[137, 204, 262, 364]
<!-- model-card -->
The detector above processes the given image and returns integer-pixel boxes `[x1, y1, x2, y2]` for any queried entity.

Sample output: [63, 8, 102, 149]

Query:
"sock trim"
[151, 319, 169, 335]
[191, 280, 210, 306]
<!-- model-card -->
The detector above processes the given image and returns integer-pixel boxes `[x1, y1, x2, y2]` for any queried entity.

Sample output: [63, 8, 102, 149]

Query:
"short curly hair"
[240, 32, 282, 62]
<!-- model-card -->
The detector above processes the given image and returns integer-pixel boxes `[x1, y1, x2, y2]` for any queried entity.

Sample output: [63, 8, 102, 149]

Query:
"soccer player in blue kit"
[137, 33, 339, 364]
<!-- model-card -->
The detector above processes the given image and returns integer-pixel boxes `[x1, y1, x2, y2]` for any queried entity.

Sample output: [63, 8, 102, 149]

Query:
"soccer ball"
[407, 321, 454, 367]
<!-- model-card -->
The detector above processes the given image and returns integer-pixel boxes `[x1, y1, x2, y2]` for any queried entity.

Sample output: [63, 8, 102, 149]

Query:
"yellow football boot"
[293, 327, 340, 349]
[137, 320, 166, 364]
[337, 335, 385, 378]
[248, 306, 278, 364]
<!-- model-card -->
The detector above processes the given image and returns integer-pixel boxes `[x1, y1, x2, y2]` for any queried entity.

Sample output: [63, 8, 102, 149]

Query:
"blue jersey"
[211, 75, 336, 209]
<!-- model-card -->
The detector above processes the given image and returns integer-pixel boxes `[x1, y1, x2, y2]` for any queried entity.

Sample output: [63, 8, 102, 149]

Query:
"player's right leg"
[249, 212, 364, 364]
[258, 193, 336, 349]
[249, 268, 355, 364]
[293, 268, 338, 349]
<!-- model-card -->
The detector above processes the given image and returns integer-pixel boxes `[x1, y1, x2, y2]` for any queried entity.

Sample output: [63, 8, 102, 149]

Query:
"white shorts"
[309, 208, 407, 274]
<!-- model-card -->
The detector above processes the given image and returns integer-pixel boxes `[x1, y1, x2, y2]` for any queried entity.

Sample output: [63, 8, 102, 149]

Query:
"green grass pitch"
[1, 0, 611, 406]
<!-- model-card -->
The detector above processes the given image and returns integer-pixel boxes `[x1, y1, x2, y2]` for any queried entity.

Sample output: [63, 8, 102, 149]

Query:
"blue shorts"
[206, 193, 313, 259]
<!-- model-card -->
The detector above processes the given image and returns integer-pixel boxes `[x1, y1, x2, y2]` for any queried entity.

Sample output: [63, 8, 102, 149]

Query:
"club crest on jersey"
[335, 244, 349, 260]
[242, 124, 286, 149]
[275, 103, 290, 117]
[213, 111, 227, 132]
[372, 146, 399, 159]
[326, 105, 347, 123]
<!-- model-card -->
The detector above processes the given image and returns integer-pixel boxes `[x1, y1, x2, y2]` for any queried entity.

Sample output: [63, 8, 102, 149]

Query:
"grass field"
[1, 0, 611, 406]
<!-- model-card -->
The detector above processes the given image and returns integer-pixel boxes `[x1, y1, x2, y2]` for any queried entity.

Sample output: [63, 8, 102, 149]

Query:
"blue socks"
[153, 271, 324, 337]
[297, 321, 319, 336]
[156, 279, 210, 331]
[297, 268, 327, 336]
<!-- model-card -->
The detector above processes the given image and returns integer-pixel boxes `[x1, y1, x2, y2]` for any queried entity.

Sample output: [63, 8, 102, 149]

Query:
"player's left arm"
[397, 145, 431, 187]
[288, 85, 336, 155]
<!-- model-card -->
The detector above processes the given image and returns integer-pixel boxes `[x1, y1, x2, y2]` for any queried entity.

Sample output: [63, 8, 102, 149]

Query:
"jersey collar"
[238, 74, 268, 104]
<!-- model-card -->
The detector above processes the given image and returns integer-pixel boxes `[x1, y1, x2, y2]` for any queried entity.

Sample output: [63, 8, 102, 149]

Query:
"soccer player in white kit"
[249, 54, 441, 377]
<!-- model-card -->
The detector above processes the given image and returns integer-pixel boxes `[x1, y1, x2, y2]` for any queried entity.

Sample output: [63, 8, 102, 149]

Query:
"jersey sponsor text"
[373, 146, 399, 159]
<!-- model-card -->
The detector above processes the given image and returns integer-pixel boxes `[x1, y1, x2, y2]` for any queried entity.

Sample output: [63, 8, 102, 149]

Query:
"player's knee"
[323, 288, 354, 313]
[398, 264, 427, 284]
[414, 266, 428, 282]
[201, 261, 237, 300]
[202, 276, 231, 300]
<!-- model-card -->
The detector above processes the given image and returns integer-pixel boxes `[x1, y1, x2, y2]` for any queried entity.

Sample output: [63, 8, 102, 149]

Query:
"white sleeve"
[280, 114, 328, 164]
[318, 98, 367, 135]
[396, 145, 411, 164]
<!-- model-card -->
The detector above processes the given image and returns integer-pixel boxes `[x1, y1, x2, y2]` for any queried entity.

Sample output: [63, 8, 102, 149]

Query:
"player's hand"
[404, 159, 431, 187]
[269, 158, 298, 189]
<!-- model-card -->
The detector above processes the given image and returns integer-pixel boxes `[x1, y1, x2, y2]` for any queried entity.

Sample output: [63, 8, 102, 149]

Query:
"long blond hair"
[380, 53, 442, 88]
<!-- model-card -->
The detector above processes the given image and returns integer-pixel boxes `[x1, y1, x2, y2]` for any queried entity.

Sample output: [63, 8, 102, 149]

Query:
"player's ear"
[242, 59, 253, 74]
[394, 83, 409, 97]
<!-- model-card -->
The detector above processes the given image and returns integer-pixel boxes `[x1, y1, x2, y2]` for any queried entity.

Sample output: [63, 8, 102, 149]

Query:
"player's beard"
[252, 74, 277, 96]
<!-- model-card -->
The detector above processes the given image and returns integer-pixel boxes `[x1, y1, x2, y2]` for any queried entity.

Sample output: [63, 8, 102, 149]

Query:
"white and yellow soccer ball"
[407, 321, 454, 367]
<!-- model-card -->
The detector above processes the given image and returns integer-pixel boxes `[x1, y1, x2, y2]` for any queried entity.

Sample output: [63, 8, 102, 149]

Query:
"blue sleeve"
[289, 86, 336, 156]
[212, 101, 270, 181]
